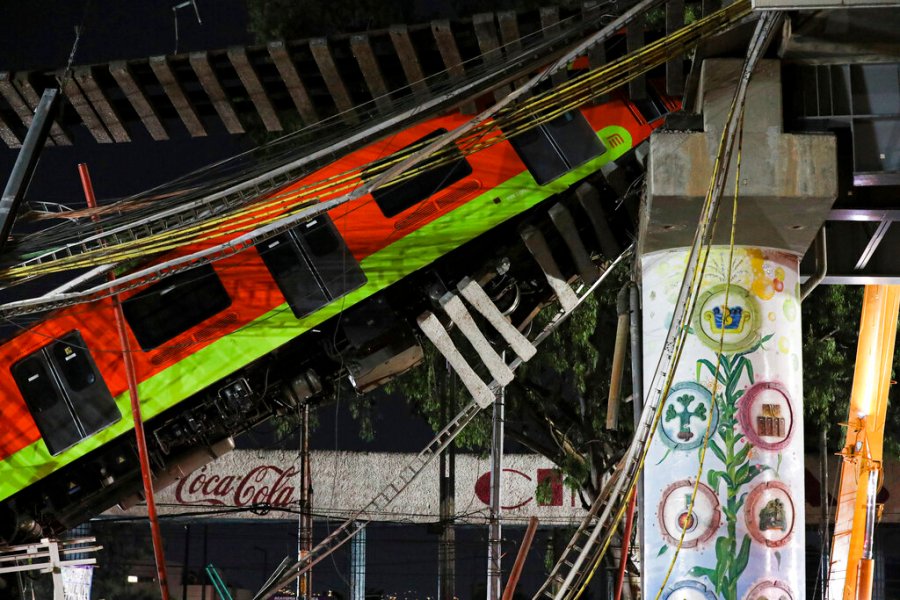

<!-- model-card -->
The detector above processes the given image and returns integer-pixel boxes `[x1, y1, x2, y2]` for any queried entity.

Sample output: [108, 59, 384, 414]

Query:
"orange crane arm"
[827, 285, 900, 600]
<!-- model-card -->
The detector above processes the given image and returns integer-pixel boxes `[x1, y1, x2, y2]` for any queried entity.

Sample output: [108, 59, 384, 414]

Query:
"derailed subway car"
[0, 90, 672, 543]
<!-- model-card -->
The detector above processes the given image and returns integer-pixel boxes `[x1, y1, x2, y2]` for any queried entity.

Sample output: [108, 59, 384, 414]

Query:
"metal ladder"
[254, 208, 631, 600]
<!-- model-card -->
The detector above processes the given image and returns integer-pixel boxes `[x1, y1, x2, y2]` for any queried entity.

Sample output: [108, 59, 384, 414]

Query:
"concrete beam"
[389, 25, 429, 99]
[74, 67, 130, 142]
[309, 38, 356, 121]
[109, 60, 169, 141]
[350, 35, 393, 114]
[267, 41, 319, 126]
[13, 74, 71, 145]
[59, 76, 113, 143]
[227, 47, 282, 132]
[188, 52, 244, 135]
[149, 56, 207, 137]
[642, 59, 838, 257]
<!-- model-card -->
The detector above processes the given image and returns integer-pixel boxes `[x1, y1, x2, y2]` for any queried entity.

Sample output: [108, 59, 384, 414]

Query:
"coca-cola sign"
[115, 450, 590, 524]
[175, 464, 299, 508]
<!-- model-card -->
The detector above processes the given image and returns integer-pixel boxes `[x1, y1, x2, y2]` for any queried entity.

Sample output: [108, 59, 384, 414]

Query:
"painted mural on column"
[641, 246, 805, 600]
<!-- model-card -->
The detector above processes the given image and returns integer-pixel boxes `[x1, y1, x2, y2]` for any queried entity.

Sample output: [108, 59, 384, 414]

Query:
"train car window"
[11, 331, 119, 456]
[295, 217, 367, 303]
[365, 129, 473, 218]
[258, 215, 367, 319]
[258, 232, 330, 318]
[11, 357, 61, 413]
[123, 264, 232, 351]
[506, 110, 606, 185]
[302, 219, 340, 256]
[51, 339, 96, 391]
[632, 87, 670, 124]
[48, 332, 120, 437]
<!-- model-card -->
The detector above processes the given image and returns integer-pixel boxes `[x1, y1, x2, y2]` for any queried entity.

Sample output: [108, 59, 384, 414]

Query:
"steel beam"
[227, 47, 282, 132]
[74, 67, 130, 142]
[109, 60, 169, 141]
[0, 112, 20, 148]
[540, 7, 567, 87]
[149, 55, 207, 137]
[799, 213, 900, 284]
[0, 72, 51, 146]
[627, 21, 646, 99]
[389, 25, 429, 99]
[60, 75, 113, 143]
[473, 13, 510, 101]
[350, 34, 393, 114]
[267, 41, 319, 126]
[12, 73, 70, 144]
[188, 52, 244, 135]
[665, 0, 685, 95]
[309, 38, 356, 121]
[431, 20, 476, 113]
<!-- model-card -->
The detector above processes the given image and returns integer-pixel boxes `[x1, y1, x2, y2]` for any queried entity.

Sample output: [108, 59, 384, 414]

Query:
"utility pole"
[487, 381, 504, 600]
[439, 366, 456, 600]
[0, 88, 58, 254]
[297, 403, 313, 599]
[350, 524, 366, 600]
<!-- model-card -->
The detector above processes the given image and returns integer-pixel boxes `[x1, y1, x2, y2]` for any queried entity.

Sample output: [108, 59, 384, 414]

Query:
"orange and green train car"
[0, 91, 674, 542]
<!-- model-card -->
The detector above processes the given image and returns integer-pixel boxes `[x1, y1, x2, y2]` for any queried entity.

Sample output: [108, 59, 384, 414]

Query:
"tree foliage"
[801, 284, 900, 456]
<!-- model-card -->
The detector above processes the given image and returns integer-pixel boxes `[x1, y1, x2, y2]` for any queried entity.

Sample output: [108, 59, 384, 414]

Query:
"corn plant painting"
[642, 247, 805, 600]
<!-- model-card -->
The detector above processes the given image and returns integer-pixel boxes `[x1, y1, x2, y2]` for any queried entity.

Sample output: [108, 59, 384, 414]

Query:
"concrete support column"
[642, 246, 805, 600]
[639, 58, 837, 600]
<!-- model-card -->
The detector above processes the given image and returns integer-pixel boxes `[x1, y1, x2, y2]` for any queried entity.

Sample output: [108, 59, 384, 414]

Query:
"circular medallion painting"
[662, 580, 717, 600]
[745, 481, 795, 548]
[692, 284, 761, 353]
[743, 579, 794, 600]
[738, 381, 794, 451]
[659, 382, 718, 451]
[657, 480, 720, 548]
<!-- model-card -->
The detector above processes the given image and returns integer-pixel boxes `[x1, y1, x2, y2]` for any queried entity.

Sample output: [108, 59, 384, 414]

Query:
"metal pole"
[820, 426, 830, 600]
[487, 381, 504, 600]
[613, 490, 637, 600]
[628, 281, 644, 580]
[439, 368, 456, 600]
[350, 523, 366, 600]
[0, 88, 58, 254]
[607, 287, 631, 430]
[202, 526, 208, 600]
[628, 283, 643, 427]
[298, 403, 312, 599]
[501, 517, 538, 600]
[78, 164, 171, 600]
[183, 525, 191, 600]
